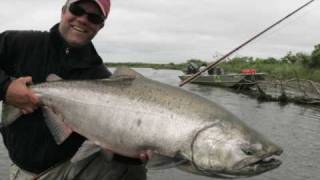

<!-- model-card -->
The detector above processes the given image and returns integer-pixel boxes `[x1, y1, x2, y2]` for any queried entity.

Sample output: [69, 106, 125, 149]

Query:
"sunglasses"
[69, 3, 105, 25]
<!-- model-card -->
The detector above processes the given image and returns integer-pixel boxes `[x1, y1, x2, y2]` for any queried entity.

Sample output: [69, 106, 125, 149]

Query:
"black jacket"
[0, 24, 112, 173]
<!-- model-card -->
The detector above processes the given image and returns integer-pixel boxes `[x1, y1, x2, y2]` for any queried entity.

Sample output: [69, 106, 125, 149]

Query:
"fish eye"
[242, 148, 254, 156]
[241, 145, 257, 156]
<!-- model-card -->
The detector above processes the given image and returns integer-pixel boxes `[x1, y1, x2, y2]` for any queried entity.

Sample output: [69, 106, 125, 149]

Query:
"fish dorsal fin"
[146, 153, 189, 170]
[111, 67, 143, 80]
[46, 74, 63, 82]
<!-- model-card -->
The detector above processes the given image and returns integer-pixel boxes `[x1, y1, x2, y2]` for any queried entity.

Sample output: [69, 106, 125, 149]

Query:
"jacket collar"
[49, 23, 103, 69]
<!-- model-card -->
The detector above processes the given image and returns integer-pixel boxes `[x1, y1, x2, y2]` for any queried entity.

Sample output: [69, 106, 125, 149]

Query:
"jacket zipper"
[65, 48, 70, 55]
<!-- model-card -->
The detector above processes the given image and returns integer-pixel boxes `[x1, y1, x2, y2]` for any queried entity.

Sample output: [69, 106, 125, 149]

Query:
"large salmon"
[1, 67, 282, 178]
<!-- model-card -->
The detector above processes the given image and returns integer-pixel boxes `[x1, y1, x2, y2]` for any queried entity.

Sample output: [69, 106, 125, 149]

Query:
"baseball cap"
[66, 0, 111, 18]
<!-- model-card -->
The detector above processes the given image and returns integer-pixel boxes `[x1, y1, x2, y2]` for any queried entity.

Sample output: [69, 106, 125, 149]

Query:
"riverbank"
[236, 79, 320, 106]
[105, 63, 320, 106]
[105, 46, 320, 105]
[105, 55, 320, 82]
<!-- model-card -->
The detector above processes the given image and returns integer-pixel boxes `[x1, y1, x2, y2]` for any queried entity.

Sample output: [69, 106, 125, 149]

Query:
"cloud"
[1, 0, 320, 63]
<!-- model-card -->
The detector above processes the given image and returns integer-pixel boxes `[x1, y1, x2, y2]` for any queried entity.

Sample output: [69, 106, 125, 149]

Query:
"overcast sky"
[1, 0, 319, 63]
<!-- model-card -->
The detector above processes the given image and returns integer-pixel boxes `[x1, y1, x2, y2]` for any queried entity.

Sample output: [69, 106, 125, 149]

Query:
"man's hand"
[102, 149, 153, 163]
[5, 76, 39, 114]
[139, 150, 153, 162]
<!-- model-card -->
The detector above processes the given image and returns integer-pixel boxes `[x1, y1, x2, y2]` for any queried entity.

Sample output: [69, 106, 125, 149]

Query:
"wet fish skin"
[2, 67, 282, 178]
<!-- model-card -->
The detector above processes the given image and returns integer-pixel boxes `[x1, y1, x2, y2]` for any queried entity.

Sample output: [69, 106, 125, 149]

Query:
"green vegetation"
[218, 45, 320, 81]
[105, 44, 320, 82]
[218, 56, 318, 81]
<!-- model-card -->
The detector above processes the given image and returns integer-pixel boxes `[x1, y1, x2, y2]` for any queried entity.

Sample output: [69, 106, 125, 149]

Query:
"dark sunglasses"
[69, 3, 105, 25]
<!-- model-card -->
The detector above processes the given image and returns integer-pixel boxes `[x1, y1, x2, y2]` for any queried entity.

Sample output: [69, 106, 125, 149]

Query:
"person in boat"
[0, 0, 151, 179]
[186, 62, 199, 74]
[208, 67, 215, 75]
[215, 67, 225, 75]
[206, 66, 224, 75]
[199, 63, 208, 75]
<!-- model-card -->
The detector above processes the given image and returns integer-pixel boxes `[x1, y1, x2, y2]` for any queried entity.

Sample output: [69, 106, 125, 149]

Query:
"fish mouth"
[201, 150, 283, 178]
[244, 155, 282, 172]
[231, 150, 283, 177]
[251, 155, 282, 167]
[179, 154, 282, 179]
[203, 156, 281, 179]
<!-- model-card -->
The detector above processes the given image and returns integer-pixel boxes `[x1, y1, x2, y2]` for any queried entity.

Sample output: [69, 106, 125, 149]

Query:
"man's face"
[59, 1, 107, 47]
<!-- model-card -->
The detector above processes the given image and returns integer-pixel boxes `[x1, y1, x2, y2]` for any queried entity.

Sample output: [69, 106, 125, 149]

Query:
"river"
[0, 68, 319, 180]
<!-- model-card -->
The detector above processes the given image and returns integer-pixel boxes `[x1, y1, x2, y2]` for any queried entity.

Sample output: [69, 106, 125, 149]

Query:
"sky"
[0, 0, 319, 63]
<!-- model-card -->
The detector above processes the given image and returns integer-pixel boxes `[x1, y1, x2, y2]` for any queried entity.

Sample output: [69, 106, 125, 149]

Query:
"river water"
[0, 68, 319, 180]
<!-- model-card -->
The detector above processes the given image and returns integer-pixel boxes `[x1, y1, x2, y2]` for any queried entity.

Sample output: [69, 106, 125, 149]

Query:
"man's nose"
[76, 14, 90, 25]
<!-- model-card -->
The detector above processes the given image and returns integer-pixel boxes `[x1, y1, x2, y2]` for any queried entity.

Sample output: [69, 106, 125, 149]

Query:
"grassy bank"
[105, 44, 320, 82]
[219, 59, 320, 82]
[105, 60, 320, 82]
[104, 62, 186, 70]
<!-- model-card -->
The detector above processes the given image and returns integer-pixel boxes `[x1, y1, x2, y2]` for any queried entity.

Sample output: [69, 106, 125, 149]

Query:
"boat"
[179, 69, 266, 88]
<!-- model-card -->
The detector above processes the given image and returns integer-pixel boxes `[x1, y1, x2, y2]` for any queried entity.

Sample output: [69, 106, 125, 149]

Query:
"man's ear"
[62, 5, 67, 13]
[60, 5, 67, 20]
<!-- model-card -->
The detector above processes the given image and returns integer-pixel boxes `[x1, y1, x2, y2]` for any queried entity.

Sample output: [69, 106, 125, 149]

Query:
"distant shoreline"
[104, 62, 185, 70]
[105, 55, 320, 82]
[105, 62, 320, 106]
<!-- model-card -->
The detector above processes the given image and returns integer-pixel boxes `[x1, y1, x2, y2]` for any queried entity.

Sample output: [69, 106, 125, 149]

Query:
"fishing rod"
[179, 0, 315, 87]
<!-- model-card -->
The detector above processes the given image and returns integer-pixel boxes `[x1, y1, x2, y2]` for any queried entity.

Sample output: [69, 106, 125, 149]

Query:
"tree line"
[105, 44, 320, 82]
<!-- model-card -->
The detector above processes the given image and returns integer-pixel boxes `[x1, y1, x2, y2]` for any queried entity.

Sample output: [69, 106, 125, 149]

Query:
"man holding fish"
[0, 0, 150, 179]
[0, 0, 284, 179]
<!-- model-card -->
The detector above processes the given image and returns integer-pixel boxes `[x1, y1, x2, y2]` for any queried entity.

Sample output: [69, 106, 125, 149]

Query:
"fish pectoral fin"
[146, 154, 189, 170]
[71, 141, 101, 163]
[42, 106, 72, 145]
[1, 104, 22, 126]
